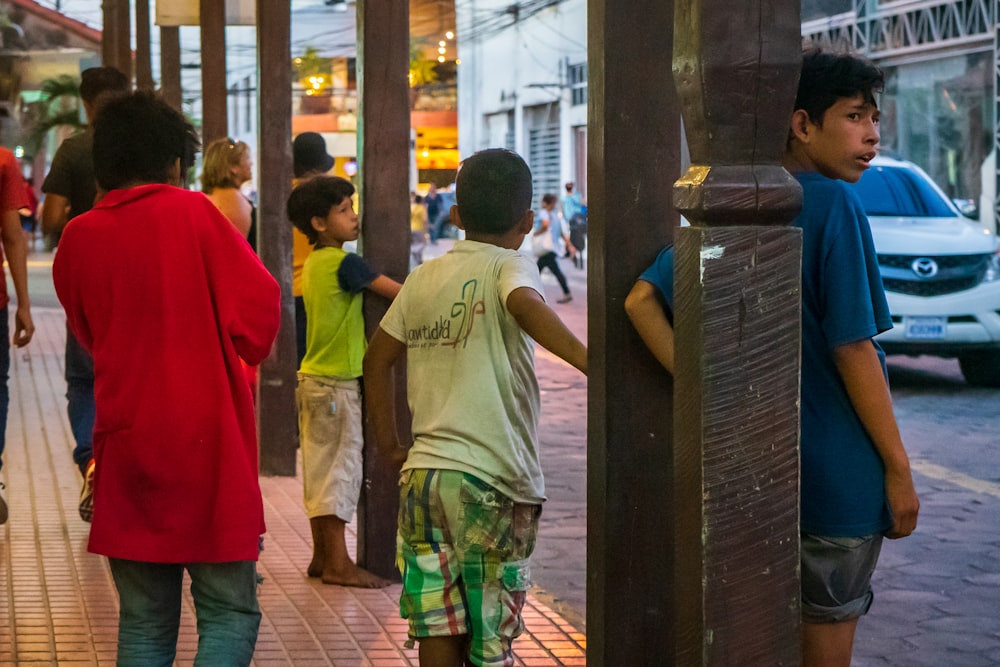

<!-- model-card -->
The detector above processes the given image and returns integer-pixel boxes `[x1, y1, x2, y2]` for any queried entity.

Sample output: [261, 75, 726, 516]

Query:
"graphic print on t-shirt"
[406, 278, 485, 350]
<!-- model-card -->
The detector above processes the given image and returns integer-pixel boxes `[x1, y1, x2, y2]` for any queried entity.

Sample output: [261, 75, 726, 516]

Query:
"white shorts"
[296, 374, 363, 521]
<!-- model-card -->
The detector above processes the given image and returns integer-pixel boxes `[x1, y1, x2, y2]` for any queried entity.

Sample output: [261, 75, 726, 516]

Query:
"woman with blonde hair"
[201, 137, 255, 246]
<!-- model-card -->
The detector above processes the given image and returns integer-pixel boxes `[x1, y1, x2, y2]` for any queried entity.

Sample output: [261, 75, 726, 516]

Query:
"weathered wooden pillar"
[256, 0, 297, 476]
[357, 0, 411, 579]
[159, 26, 182, 112]
[101, 0, 131, 76]
[586, 0, 680, 662]
[358, 0, 410, 579]
[672, 1, 803, 664]
[201, 0, 228, 143]
[134, 0, 153, 91]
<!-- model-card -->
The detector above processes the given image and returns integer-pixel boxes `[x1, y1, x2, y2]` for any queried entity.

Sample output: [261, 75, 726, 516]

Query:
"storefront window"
[880, 53, 993, 205]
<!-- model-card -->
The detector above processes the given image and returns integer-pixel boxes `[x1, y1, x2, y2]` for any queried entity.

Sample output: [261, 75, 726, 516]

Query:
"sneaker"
[0, 481, 7, 525]
[557, 294, 573, 304]
[79, 459, 95, 522]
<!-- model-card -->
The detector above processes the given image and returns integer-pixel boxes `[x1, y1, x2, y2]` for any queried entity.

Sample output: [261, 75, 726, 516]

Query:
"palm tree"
[25, 74, 84, 154]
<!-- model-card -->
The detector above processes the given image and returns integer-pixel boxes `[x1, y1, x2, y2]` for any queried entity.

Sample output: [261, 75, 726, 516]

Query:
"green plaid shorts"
[396, 468, 541, 667]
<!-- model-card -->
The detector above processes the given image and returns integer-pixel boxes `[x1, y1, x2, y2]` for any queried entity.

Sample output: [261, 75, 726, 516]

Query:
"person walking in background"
[53, 91, 280, 666]
[40, 65, 130, 523]
[292, 131, 335, 365]
[561, 182, 587, 269]
[18, 172, 38, 249]
[532, 193, 572, 303]
[0, 142, 35, 524]
[364, 148, 587, 666]
[287, 176, 401, 588]
[202, 137, 256, 249]
[410, 191, 427, 267]
[425, 182, 443, 243]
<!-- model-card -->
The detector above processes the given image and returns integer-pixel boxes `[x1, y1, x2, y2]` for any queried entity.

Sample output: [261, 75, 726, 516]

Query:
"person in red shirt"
[0, 145, 34, 524]
[53, 91, 280, 664]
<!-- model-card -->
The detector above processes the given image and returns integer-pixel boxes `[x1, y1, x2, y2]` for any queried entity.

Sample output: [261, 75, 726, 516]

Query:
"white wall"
[456, 0, 587, 188]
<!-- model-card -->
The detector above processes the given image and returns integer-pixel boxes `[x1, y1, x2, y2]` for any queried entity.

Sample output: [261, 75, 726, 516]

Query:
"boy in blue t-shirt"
[287, 176, 401, 588]
[625, 49, 919, 666]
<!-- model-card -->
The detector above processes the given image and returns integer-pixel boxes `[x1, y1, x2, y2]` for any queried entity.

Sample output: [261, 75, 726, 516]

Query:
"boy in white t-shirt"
[364, 148, 587, 667]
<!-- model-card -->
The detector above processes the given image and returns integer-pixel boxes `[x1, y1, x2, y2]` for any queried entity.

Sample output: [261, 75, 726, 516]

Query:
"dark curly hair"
[795, 48, 885, 126]
[93, 91, 199, 191]
[287, 176, 355, 245]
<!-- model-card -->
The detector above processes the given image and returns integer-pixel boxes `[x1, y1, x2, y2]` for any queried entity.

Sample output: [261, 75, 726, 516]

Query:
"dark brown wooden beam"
[101, 0, 131, 77]
[159, 26, 182, 112]
[672, 1, 803, 663]
[256, 0, 297, 476]
[200, 0, 228, 143]
[134, 0, 153, 91]
[357, 0, 411, 580]
[586, 0, 680, 662]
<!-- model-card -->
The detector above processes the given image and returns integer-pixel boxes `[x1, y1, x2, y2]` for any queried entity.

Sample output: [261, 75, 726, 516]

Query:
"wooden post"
[356, 0, 411, 579]
[101, 0, 131, 77]
[159, 26, 182, 112]
[256, 0, 297, 476]
[134, 0, 153, 91]
[586, 0, 681, 662]
[201, 0, 228, 143]
[672, 1, 803, 663]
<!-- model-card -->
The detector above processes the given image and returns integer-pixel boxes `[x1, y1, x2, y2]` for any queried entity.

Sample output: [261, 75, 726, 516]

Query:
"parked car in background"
[850, 155, 1000, 386]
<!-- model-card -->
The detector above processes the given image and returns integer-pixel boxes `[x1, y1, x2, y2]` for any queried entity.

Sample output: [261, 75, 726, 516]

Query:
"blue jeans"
[65, 326, 95, 473]
[109, 558, 261, 666]
[0, 308, 8, 473]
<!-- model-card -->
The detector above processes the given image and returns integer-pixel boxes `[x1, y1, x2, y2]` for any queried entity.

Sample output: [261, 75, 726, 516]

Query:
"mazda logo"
[911, 257, 939, 278]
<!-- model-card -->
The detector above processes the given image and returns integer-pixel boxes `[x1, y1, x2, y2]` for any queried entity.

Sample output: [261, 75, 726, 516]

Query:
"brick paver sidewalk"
[0, 307, 586, 666]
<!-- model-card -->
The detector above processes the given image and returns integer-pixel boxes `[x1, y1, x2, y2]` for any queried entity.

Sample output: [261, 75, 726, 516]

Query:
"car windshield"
[851, 165, 958, 218]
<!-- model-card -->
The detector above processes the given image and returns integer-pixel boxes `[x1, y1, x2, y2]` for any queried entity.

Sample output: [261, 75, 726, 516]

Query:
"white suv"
[850, 155, 1000, 386]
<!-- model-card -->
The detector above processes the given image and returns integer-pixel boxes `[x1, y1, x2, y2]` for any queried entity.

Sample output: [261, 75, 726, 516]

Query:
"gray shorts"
[801, 532, 884, 624]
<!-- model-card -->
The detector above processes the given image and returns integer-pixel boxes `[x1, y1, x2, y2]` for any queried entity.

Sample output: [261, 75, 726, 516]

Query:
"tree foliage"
[25, 74, 84, 153]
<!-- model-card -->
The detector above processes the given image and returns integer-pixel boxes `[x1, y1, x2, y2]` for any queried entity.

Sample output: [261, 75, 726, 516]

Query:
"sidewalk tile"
[0, 307, 587, 665]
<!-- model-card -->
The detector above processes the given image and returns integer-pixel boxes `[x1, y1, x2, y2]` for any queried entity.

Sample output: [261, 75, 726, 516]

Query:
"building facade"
[456, 0, 587, 204]
[797, 0, 994, 230]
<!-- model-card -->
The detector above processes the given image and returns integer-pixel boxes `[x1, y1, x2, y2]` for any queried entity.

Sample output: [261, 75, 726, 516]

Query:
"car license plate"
[904, 316, 947, 340]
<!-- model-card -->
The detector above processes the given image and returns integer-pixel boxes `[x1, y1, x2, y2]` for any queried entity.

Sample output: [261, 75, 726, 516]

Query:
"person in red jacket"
[53, 91, 280, 665]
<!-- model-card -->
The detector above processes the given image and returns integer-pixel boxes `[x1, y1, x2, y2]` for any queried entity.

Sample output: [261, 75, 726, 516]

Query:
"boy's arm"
[1, 208, 33, 347]
[624, 280, 674, 374]
[362, 326, 409, 465]
[833, 339, 920, 539]
[368, 274, 402, 300]
[506, 286, 587, 374]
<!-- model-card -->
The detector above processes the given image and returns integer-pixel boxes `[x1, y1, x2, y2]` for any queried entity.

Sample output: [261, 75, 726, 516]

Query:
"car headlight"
[987, 244, 1000, 282]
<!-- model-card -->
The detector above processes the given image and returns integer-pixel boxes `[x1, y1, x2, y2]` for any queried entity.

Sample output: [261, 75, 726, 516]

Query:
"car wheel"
[958, 351, 1000, 388]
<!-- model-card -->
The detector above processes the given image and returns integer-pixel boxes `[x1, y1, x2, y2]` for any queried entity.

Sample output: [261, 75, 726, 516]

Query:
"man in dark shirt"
[41, 66, 129, 522]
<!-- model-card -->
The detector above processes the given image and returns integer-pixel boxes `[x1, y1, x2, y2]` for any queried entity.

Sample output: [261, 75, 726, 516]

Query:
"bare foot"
[321, 562, 392, 588]
[307, 559, 323, 578]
